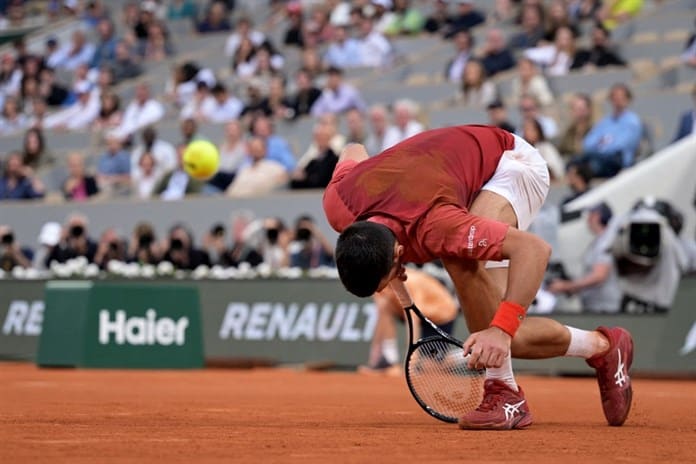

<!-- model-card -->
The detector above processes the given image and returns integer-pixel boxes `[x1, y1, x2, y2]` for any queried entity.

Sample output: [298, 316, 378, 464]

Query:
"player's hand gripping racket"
[390, 280, 485, 423]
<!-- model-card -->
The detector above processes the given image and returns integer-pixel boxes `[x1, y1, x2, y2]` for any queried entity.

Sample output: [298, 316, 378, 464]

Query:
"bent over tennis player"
[322, 125, 633, 430]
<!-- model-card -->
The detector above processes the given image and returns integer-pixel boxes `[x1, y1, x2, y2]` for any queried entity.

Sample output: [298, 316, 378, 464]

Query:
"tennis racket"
[390, 280, 485, 423]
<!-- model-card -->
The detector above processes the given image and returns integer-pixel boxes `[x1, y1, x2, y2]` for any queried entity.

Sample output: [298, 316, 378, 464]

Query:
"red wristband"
[490, 301, 526, 337]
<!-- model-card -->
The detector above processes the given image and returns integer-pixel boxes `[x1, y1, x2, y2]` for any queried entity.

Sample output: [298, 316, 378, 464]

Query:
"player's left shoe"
[586, 326, 634, 426]
[458, 379, 533, 430]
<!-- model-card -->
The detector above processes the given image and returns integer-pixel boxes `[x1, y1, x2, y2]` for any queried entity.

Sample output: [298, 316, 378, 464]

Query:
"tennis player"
[361, 268, 459, 375]
[323, 125, 633, 430]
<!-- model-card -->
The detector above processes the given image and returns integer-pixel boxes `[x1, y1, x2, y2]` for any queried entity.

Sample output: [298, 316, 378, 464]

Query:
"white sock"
[381, 339, 399, 365]
[485, 351, 518, 392]
[564, 326, 607, 359]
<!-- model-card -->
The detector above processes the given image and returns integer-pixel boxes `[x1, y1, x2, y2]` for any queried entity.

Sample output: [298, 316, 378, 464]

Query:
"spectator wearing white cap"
[34, 222, 62, 270]
[43, 81, 99, 131]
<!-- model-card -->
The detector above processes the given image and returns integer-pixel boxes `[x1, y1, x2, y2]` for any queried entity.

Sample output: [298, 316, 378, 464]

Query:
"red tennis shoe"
[586, 326, 634, 426]
[458, 379, 533, 430]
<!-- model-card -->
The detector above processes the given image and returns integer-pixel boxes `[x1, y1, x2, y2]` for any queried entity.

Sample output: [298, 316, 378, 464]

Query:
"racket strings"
[406, 339, 485, 422]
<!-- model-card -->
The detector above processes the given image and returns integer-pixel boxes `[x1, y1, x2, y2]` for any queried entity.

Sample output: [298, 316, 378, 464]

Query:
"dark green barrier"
[36, 281, 204, 368]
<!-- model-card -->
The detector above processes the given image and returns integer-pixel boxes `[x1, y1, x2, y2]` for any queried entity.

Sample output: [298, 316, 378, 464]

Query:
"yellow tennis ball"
[183, 140, 220, 180]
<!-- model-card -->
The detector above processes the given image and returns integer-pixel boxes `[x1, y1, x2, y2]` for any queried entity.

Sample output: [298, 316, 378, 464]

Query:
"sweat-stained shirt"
[322, 125, 513, 264]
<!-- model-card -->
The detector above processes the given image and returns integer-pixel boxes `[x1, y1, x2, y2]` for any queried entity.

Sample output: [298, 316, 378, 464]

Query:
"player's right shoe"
[586, 326, 634, 426]
[458, 379, 533, 430]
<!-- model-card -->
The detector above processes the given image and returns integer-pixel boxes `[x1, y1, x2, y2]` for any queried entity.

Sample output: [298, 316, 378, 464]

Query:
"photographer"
[93, 228, 127, 269]
[128, 222, 162, 265]
[202, 222, 228, 265]
[162, 224, 210, 270]
[0, 225, 32, 271]
[219, 212, 263, 268]
[48, 214, 98, 264]
[288, 215, 334, 270]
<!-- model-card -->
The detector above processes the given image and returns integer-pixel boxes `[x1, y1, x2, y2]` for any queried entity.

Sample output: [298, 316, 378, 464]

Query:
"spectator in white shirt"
[224, 16, 265, 59]
[112, 82, 165, 140]
[56, 30, 96, 71]
[356, 11, 393, 68]
[0, 54, 22, 99]
[131, 151, 161, 199]
[310, 66, 367, 117]
[179, 81, 214, 121]
[226, 136, 288, 198]
[382, 99, 424, 149]
[364, 104, 393, 155]
[43, 81, 99, 131]
[524, 25, 576, 77]
[130, 126, 177, 182]
[43, 37, 65, 70]
[445, 30, 474, 83]
[510, 57, 554, 108]
[202, 83, 244, 124]
[207, 119, 247, 192]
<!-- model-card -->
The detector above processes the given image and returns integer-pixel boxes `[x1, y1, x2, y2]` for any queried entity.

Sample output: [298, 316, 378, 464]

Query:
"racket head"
[405, 336, 485, 423]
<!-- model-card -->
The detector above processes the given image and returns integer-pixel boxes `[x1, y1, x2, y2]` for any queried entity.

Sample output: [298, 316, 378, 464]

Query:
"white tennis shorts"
[482, 134, 550, 268]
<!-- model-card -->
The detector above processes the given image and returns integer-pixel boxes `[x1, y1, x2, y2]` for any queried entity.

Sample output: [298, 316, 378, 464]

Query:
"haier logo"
[99, 309, 189, 346]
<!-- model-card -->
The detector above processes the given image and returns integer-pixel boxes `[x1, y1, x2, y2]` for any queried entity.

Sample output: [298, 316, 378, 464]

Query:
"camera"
[70, 225, 84, 238]
[138, 233, 154, 248]
[265, 227, 279, 244]
[296, 227, 312, 242]
[1, 232, 13, 245]
[211, 223, 225, 237]
[170, 238, 184, 250]
[108, 241, 120, 253]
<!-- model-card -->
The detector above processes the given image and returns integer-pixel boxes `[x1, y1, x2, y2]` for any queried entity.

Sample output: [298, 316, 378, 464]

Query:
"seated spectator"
[250, 115, 296, 172]
[681, 19, 696, 68]
[180, 81, 214, 121]
[597, 0, 643, 31]
[90, 18, 118, 70]
[673, 84, 696, 142]
[43, 36, 64, 70]
[299, 47, 326, 82]
[576, 83, 642, 177]
[128, 222, 163, 265]
[93, 90, 122, 131]
[97, 133, 132, 195]
[304, 5, 337, 47]
[0, 152, 45, 200]
[162, 224, 211, 270]
[143, 21, 174, 62]
[558, 93, 595, 157]
[236, 42, 285, 82]
[202, 83, 243, 123]
[345, 107, 369, 144]
[365, 104, 393, 155]
[444, 30, 474, 84]
[38, 67, 69, 107]
[156, 144, 206, 200]
[310, 66, 367, 117]
[225, 16, 266, 59]
[486, 99, 516, 133]
[571, 23, 626, 70]
[510, 57, 554, 108]
[197, 1, 232, 34]
[568, 0, 602, 22]
[226, 136, 288, 197]
[179, 118, 200, 146]
[130, 126, 177, 181]
[22, 128, 53, 169]
[0, 225, 32, 271]
[323, 24, 362, 69]
[544, 0, 581, 42]
[291, 116, 342, 189]
[26, 97, 48, 130]
[82, 0, 110, 29]
[54, 30, 95, 72]
[282, 68, 322, 120]
[240, 79, 274, 119]
[48, 213, 98, 264]
[480, 28, 516, 77]
[131, 151, 162, 199]
[549, 202, 621, 313]
[43, 81, 98, 131]
[165, 61, 201, 108]
[560, 161, 594, 221]
[455, 59, 497, 107]
[524, 25, 577, 76]
[424, 0, 452, 34]
[93, 228, 128, 269]
[167, 0, 198, 22]
[383, 0, 425, 36]
[442, 0, 485, 39]
[63, 152, 100, 201]
[356, 11, 393, 68]
[509, 4, 546, 50]
[112, 40, 143, 83]
[383, 99, 424, 148]
[517, 93, 559, 139]
[283, 2, 305, 49]
[111, 82, 165, 140]
[0, 96, 27, 135]
[208, 119, 246, 192]
[522, 118, 565, 182]
[230, 36, 257, 78]
[288, 215, 335, 269]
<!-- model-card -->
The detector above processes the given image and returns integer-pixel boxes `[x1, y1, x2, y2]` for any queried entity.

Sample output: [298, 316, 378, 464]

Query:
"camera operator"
[260, 217, 290, 270]
[128, 222, 162, 265]
[162, 224, 211, 270]
[0, 225, 32, 271]
[288, 215, 334, 270]
[48, 214, 98, 264]
[93, 228, 128, 269]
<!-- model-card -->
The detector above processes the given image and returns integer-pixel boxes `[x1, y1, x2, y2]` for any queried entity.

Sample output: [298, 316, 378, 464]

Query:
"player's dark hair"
[335, 221, 395, 298]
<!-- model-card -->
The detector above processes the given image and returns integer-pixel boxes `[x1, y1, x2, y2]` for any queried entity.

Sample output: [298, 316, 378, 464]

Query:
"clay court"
[1, 363, 694, 463]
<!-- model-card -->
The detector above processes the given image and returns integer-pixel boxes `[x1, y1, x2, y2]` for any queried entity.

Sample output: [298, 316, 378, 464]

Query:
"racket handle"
[389, 279, 413, 307]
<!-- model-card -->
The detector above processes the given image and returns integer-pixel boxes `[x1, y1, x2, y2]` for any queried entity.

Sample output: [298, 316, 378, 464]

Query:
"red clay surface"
[1, 362, 694, 463]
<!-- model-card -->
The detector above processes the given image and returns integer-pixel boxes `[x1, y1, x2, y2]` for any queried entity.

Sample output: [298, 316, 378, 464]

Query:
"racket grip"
[389, 280, 413, 307]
